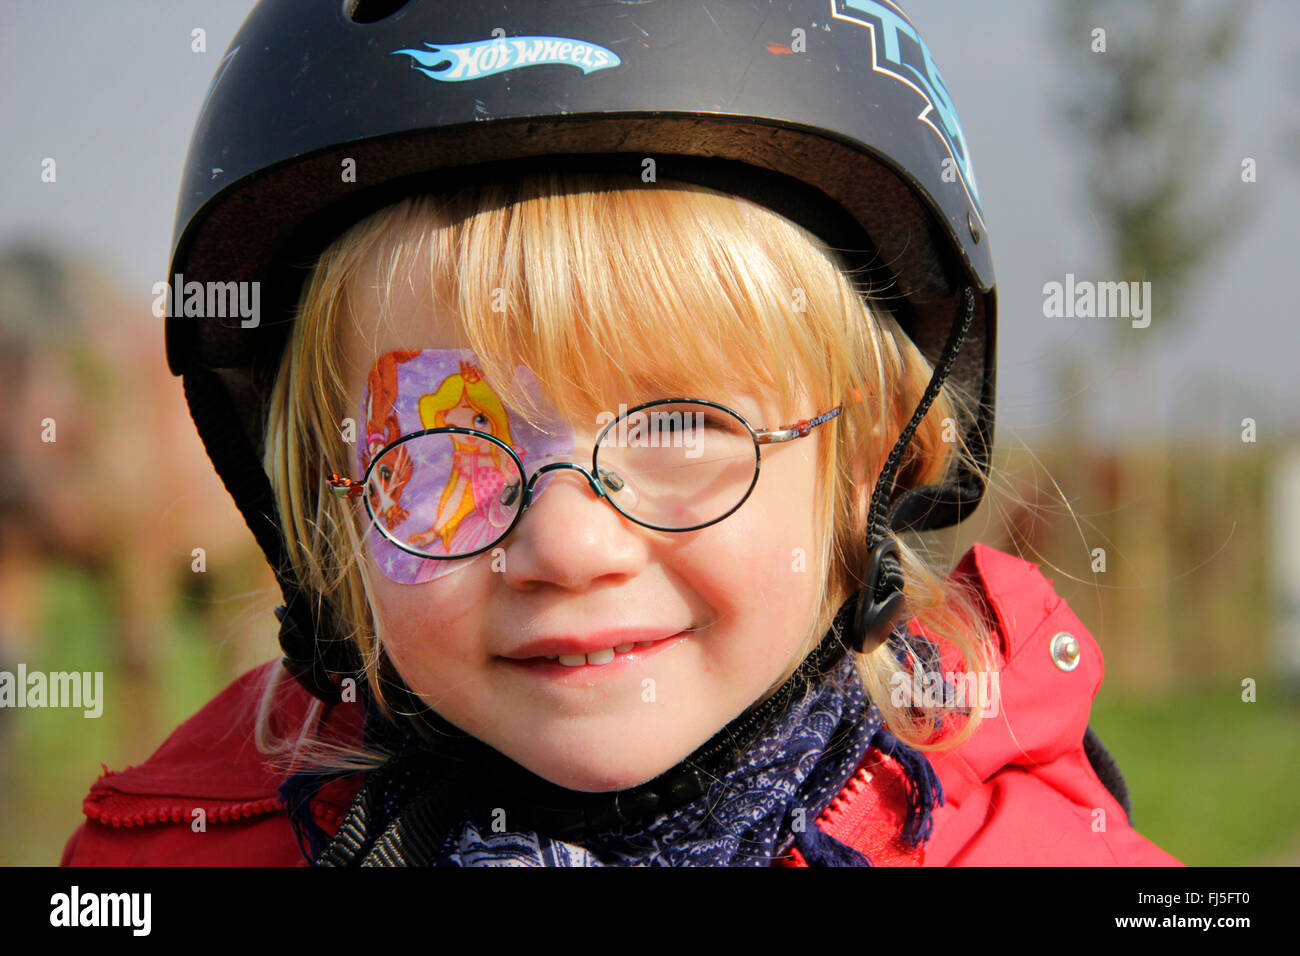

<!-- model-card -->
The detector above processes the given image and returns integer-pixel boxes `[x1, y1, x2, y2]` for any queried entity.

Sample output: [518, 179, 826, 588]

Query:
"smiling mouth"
[507, 633, 687, 674]
[538, 639, 664, 667]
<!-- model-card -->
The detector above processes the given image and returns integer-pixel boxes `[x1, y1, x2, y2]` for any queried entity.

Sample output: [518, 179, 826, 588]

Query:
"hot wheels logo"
[392, 35, 621, 83]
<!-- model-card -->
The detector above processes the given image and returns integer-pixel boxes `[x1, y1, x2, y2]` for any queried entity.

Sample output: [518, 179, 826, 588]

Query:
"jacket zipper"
[812, 751, 927, 866]
[818, 762, 876, 831]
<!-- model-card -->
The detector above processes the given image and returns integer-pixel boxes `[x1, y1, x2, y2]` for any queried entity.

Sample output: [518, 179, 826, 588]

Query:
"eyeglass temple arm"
[754, 386, 865, 446]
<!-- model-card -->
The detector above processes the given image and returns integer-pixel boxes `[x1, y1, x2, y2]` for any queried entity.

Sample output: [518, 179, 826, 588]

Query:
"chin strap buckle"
[850, 538, 907, 655]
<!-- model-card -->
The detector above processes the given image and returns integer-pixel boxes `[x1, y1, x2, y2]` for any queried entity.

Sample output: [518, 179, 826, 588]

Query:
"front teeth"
[546, 640, 658, 667]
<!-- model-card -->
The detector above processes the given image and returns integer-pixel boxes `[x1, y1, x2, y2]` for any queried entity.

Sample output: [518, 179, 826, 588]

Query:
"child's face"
[340, 274, 828, 793]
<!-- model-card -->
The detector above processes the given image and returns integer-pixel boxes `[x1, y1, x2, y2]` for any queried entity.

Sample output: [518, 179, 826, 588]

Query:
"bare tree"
[1050, 0, 1247, 691]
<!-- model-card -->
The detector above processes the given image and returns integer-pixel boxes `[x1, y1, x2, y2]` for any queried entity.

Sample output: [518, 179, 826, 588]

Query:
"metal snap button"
[1050, 632, 1081, 672]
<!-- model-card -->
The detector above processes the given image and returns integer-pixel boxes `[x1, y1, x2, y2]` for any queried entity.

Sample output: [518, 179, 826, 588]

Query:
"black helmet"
[165, 0, 996, 703]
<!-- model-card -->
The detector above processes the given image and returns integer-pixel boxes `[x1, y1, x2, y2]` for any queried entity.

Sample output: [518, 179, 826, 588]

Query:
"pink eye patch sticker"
[357, 349, 575, 584]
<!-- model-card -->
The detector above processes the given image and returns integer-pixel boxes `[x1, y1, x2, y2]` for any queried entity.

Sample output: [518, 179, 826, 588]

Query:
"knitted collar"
[283, 605, 942, 866]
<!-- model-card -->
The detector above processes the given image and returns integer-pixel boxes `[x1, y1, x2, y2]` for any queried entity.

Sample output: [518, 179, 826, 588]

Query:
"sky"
[2, 0, 1297, 443]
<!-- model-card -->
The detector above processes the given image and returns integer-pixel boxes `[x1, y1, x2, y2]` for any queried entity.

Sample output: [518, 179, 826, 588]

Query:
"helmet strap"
[850, 287, 977, 655]
[276, 594, 359, 706]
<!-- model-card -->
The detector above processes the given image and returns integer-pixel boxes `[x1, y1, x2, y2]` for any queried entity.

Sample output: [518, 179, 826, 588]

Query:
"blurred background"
[1, 0, 1297, 865]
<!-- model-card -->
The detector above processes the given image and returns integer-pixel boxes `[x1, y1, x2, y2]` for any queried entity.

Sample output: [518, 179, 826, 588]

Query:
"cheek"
[678, 466, 821, 658]
[368, 566, 487, 680]
[752, 453, 823, 631]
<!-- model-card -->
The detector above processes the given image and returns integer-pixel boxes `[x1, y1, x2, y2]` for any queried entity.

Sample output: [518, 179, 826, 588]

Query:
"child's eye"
[662, 414, 733, 432]
[474, 414, 489, 428]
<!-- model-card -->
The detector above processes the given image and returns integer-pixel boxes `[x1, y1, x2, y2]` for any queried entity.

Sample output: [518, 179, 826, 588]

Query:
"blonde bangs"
[334, 171, 863, 434]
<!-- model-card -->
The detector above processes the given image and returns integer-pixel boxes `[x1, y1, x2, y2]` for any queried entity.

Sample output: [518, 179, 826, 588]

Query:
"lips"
[504, 628, 690, 660]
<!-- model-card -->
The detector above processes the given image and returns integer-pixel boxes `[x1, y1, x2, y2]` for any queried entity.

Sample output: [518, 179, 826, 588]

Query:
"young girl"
[62, 0, 1180, 866]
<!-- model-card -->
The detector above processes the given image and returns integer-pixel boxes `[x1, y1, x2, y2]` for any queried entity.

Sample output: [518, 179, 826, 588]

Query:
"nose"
[500, 462, 647, 589]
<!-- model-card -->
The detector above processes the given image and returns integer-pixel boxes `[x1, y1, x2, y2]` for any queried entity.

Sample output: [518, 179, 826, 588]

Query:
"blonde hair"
[258, 170, 998, 775]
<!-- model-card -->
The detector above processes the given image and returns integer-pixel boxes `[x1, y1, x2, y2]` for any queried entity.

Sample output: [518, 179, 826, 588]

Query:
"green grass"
[3, 564, 232, 866]
[1089, 681, 1300, 866]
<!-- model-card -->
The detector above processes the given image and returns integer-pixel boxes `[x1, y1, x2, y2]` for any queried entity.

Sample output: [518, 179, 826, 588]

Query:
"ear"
[851, 413, 887, 532]
[852, 455, 871, 532]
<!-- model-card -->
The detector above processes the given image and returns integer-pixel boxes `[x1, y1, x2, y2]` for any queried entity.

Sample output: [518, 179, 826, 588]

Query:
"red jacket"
[60, 543, 1183, 866]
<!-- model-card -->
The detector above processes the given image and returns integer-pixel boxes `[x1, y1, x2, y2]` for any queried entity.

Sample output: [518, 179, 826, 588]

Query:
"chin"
[512, 744, 679, 794]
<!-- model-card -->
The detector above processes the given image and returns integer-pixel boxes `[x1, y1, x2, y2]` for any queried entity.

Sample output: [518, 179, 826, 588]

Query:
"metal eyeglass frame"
[327, 396, 851, 562]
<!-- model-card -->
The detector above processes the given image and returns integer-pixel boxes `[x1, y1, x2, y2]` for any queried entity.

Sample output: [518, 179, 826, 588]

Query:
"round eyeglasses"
[328, 397, 848, 562]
